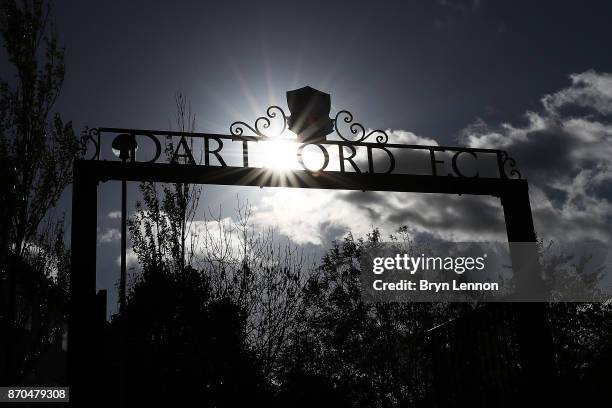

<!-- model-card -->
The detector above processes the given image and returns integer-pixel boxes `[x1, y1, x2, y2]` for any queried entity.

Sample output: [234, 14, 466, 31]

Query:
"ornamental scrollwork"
[334, 110, 388, 145]
[79, 127, 100, 160]
[230, 106, 288, 138]
[499, 151, 522, 179]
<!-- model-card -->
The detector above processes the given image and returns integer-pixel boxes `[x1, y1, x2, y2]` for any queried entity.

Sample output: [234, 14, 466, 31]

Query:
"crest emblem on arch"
[286, 86, 334, 143]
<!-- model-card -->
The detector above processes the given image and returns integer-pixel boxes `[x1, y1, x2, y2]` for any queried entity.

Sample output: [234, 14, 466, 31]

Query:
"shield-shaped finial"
[286, 86, 334, 143]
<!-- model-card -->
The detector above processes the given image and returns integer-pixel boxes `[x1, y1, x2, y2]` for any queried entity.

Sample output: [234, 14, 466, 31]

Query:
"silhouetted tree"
[0, 0, 76, 384]
[0, 0, 77, 257]
[112, 264, 272, 406]
[281, 229, 459, 407]
[128, 194, 315, 381]
[128, 92, 202, 273]
[537, 240, 612, 406]
[198, 201, 315, 379]
[121, 94, 313, 402]
[279, 230, 612, 407]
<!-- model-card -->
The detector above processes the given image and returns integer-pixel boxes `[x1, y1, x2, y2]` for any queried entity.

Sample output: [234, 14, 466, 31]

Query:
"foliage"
[281, 229, 460, 407]
[0, 220, 70, 383]
[0, 0, 76, 384]
[129, 194, 315, 380]
[0, 0, 79, 257]
[113, 264, 272, 406]
[128, 93, 202, 273]
[537, 239, 606, 301]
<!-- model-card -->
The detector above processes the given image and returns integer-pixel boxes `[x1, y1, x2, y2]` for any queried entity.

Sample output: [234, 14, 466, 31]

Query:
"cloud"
[252, 188, 506, 247]
[98, 228, 121, 243]
[108, 211, 122, 219]
[542, 71, 612, 116]
[250, 189, 358, 246]
[252, 71, 612, 246]
[461, 71, 612, 243]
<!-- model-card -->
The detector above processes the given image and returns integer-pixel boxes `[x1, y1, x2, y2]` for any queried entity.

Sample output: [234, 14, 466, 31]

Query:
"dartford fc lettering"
[164, 135, 495, 177]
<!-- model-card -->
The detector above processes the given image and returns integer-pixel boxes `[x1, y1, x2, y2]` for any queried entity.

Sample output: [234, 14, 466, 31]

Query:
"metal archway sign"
[69, 87, 554, 405]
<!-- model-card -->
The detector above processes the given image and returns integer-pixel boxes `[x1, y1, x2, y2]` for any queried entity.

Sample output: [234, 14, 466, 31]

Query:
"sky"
[4, 0, 611, 312]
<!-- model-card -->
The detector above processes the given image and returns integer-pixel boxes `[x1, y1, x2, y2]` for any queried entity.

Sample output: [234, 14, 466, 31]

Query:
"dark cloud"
[318, 221, 350, 243]
[341, 191, 384, 206]
[504, 125, 578, 186]
[385, 194, 504, 234]
[462, 71, 612, 243]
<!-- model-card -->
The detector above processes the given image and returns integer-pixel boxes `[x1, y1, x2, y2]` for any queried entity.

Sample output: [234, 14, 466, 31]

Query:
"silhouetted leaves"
[111, 264, 271, 406]
[0, 0, 75, 385]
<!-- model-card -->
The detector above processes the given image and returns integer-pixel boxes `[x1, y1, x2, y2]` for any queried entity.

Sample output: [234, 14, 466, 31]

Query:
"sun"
[253, 130, 332, 175]
[262, 139, 330, 173]
[262, 139, 299, 171]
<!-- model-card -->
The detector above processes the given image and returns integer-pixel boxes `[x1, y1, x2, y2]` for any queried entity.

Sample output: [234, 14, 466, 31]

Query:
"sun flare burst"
[262, 139, 299, 171]
[257, 131, 329, 174]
